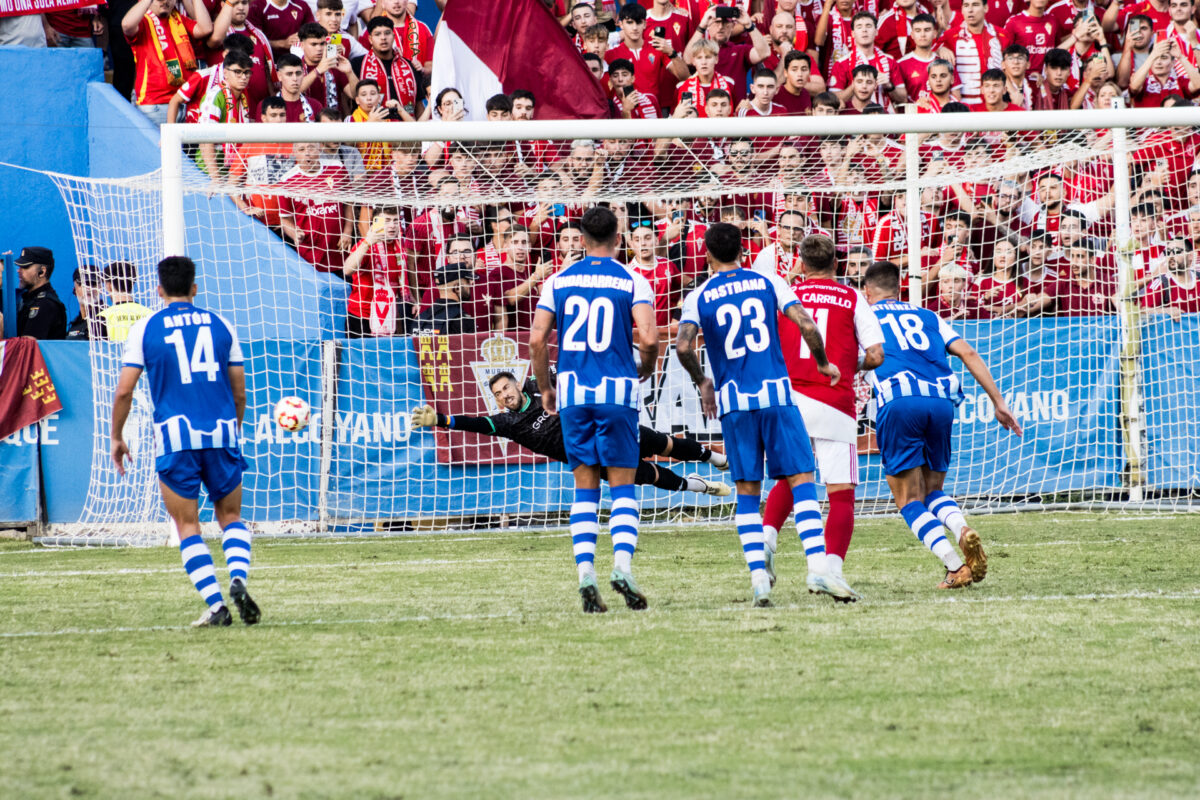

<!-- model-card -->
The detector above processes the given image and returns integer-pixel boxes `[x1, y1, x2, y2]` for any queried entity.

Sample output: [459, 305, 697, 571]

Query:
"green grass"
[2, 513, 1199, 799]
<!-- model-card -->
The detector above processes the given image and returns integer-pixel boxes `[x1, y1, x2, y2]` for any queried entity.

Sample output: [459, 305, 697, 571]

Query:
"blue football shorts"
[720, 405, 815, 483]
[559, 404, 639, 470]
[876, 395, 955, 476]
[157, 447, 248, 502]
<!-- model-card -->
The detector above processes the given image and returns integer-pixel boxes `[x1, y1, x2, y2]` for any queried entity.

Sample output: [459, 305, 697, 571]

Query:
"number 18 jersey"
[122, 301, 244, 458]
[869, 298, 964, 408]
[679, 268, 800, 416]
[536, 256, 653, 410]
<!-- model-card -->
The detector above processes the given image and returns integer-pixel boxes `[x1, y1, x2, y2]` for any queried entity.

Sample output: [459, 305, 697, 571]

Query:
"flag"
[0, 339, 63, 441]
[431, 0, 609, 121]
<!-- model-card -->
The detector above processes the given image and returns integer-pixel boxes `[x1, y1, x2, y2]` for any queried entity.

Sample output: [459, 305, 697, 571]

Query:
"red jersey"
[828, 48, 905, 111]
[212, 22, 276, 118]
[975, 275, 1022, 313]
[782, 278, 884, 418]
[877, 8, 922, 59]
[485, 264, 545, 331]
[128, 12, 202, 106]
[630, 257, 679, 328]
[897, 52, 935, 100]
[647, 8, 695, 109]
[277, 162, 350, 272]
[1117, 0, 1171, 34]
[1003, 13, 1060, 72]
[716, 42, 757, 103]
[347, 240, 411, 321]
[1143, 271, 1200, 313]
[1056, 272, 1117, 315]
[926, 291, 993, 320]
[774, 85, 812, 114]
[247, 0, 313, 54]
[607, 42, 673, 108]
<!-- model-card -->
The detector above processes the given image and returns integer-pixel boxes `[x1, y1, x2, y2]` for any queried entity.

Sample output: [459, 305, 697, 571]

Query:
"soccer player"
[675, 223, 859, 608]
[862, 261, 1022, 589]
[757, 235, 885, 586]
[110, 256, 259, 628]
[529, 207, 659, 614]
[410, 373, 730, 496]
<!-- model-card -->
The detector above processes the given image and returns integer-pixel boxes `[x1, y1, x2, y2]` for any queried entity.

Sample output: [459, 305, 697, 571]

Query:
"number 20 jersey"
[679, 268, 800, 416]
[536, 256, 653, 411]
[869, 298, 964, 409]
[122, 301, 244, 457]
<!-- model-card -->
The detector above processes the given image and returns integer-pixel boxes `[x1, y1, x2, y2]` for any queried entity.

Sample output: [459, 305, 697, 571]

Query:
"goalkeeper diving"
[412, 372, 732, 496]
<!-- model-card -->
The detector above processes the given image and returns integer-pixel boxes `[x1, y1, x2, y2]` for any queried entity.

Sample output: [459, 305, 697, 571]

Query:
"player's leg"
[634, 461, 730, 496]
[601, 408, 647, 610]
[815, 438, 859, 581]
[158, 454, 230, 627]
[561, 405, 606, 613]
[637, 426, 729, 471]
[923, 473, 987, 582]
[879, 399, 970, 589]
[206, 449, 261, 624]
[760, 479, 791, 583]
[721, 411, 773, 607]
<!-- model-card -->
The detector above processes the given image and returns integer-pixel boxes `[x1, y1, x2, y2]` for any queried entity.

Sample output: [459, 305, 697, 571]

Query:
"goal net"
[44, 110, 1200, 545]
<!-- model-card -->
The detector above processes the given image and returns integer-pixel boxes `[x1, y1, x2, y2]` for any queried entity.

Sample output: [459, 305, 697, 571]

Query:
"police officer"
[16, 247, 67, 340]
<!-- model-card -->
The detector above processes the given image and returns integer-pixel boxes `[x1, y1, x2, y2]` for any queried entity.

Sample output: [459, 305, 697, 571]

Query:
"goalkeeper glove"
[411, 405, 438, 428]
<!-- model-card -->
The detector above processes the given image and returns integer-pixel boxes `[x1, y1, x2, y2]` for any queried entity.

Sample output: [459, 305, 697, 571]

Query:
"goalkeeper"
[412, 372, 732, 496]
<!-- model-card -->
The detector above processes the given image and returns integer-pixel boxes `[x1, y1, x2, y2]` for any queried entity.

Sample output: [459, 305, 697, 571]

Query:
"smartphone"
[672, 210, 684, 221]
[621, 85, 635, 97]
[325, 33, 342, 61]
[681, 91, 694, 103]
[653, 26, 666, 38]
[552, 203, 566, 217]
[449, 97, 464, 116]
[753, 210, 765, 221]
[715, 6, 738, 20]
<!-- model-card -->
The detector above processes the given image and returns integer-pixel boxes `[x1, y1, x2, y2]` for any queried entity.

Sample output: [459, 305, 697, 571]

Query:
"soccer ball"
[274, 396, 310, 432]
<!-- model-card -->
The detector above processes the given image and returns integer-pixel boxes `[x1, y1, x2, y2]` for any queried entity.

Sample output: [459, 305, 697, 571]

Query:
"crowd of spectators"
[8, 0, 1200, 335]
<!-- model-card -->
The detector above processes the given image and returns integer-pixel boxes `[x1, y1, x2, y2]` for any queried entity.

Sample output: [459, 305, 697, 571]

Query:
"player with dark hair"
[411, 373, 730, 496]
[676, 223, 858, 607]
[110, 256, 260, 628]
[863, 260, 1022, 588]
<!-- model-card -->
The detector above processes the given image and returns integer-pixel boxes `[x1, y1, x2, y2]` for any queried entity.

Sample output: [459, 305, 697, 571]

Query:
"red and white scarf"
[392, 14, 423, 64]
[840, 196, 879, 249]
[829, 12, 855, 64]
[367, 240, 410, 336]
[361, 49, 417, 113]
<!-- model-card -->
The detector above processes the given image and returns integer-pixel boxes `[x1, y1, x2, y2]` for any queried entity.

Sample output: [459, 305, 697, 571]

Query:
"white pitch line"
[2, 589, 1198, 639]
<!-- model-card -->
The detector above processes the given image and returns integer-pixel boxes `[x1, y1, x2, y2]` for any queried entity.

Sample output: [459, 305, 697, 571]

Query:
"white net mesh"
[43, 117, 1200, 544]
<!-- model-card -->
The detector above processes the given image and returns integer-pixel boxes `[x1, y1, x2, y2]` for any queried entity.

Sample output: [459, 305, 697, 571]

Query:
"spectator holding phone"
[1143, 236, 1200, 321]
[1130, 36, 1200, 105]
[351, 16, 419, 119]
[344, 205, 414, 337]
[248, 0, 313, 59]
[607, 3, 688, 110]
[609, 58, 660, 119]
[686, 4, 770, 104]
[297, 22, 358, 116]
[675, 39, 738, 115]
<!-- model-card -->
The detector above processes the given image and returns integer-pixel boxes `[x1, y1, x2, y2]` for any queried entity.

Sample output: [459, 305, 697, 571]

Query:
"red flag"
[431, 0, 609, 121]
[0, 339, 64, 441]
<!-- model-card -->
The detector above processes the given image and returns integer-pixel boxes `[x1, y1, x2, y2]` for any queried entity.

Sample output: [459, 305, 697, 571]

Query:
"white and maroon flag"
[0, 0, 99, 18]
[431, 0, 609, 121]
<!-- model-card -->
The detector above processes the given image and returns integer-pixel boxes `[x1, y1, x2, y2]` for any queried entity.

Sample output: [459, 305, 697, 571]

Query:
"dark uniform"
[409, 300, 476, 336]
[17, 285, 68, 340]
[435, 380, 711, 491]
[66, 313, 108, 340]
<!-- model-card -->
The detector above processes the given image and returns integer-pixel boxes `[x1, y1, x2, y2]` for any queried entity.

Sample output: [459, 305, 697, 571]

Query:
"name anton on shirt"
[163, 311, 213, 328]
[703, 276, 766, 303]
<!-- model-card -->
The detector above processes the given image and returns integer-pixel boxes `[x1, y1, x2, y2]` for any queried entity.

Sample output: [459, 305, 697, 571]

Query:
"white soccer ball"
[274, 396, 311, 432]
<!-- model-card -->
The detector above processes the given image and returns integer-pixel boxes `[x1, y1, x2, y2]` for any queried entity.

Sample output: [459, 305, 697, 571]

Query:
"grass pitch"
[2, 513, 1199, 799]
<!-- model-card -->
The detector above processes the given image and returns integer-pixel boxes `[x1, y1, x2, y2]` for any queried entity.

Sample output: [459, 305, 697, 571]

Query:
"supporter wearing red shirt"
[297, 22, 356, 115]
[207, 0, 276, 117]
[976, 238, 1024, 316]
[877, 0, 925, 59]
[1033, 48, 1073, 109]
[1107, 0, 1170, 41]
[839, 63, 887, 113]
[1004, 0, 1060, 73]
[608, 3, 689, 110]
[1057, 240, 1117, 315]
[686, 4, 771, 103]
[275, 53, 323, 121]
[248, 0, 312, 58]
[828, 13, 908, 110]
[412, 177, 471, 291]
[1002, 43, 1034, 108]
[676, 38, 739, 114]
[486, 226, 554, 332]
[1047, 0, 1091, 32]
[926, 264, 993, 320]
[775, 50, 816, 113]
[415, 235, 492, 333]
[1143, 239, 1200, 319]
[968, 67, 1026, 110]
[1131, 38, 1200, 105]
[738, 68, 790, 119]
[1016, 234, 1063, 316]
[278, 142, 352, 274]
[646, 0, 697, 110]
[750, 209, 809, 281]
[597, 138, 658, 195]
[343, 206, 413, 338]
[627, 223, 680, 328]
[122, 0, 214, 120]
[816, 0, 857, 74]
[915, 58, 961, 111]
[897, 13, 939, 99]
[939, 0, 1008, 103]
[760, 0, 815, 58]
[358, 0, 433, 73]
[609, 58, 662, 119]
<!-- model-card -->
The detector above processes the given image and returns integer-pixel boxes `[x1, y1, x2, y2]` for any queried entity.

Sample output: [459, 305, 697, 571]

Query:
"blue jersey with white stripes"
[679, 268, 800, 416]
[536, 256, 653, 410]
[122, 302, 244, 458]
[869, 299, 964, 408]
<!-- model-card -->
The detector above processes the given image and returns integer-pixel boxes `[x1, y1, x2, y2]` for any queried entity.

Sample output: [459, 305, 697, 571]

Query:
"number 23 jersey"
[122, 301, 244, 457]
[679, 268, 800, 416]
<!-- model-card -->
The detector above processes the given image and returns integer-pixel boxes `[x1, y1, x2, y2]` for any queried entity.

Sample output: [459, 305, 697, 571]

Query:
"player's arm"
[860, 343, 884, 370]
[675, 321, 717, 420]
[529, 307, 557, 414]
[947, 338, 1023, 435]
[632, 279, 660, 380]
[110, 366, 142, 476]
[228, 365, 246, 427]
[411, 405, 502, 436]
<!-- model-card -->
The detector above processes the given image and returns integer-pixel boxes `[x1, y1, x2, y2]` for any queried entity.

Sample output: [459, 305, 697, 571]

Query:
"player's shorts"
[157, 447, 248, 502]
[812, 437, 858, 486]
[720, 405, 815, 483]
[876, 395, 954, 476]
[559, 404, 639, 470]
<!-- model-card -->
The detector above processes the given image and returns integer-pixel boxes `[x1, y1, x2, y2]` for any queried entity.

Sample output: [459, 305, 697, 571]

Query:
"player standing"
[110, 256, 260, 627]
[862, 261, 1022, 588]
[675, 223, 859, 607]
[757, 235, 885, 585]
[529, 207, 659, 614]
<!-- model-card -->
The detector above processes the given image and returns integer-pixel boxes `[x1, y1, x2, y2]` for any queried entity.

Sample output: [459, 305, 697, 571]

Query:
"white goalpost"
[37, 107, 1200, 545]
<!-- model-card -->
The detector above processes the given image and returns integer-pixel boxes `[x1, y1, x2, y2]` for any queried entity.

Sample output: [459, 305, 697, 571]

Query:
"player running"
[110, 256, 260, 627]
[529, 207, 659, 614]
[410, 373, 731, 497]
[862, 261, 1022, 589]
[756, 235, 884, 586]
[676, 222, 859, 607]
